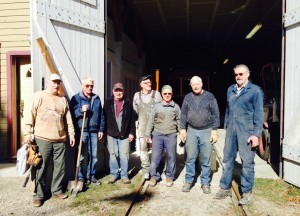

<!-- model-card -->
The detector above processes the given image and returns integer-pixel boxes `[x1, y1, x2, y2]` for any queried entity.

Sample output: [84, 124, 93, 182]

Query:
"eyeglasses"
[163, 93, 172, 95]
[235, 73, 244, 77]
[85, 84, 94, 88]
[143, 81, 152, 85]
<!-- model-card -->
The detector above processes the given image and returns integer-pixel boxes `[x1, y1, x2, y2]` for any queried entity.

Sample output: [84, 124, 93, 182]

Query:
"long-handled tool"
[23, 164, 33, 187]
[68, 111, 86, 196]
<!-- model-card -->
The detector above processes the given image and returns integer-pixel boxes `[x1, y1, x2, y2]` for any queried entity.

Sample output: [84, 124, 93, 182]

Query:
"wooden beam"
[36, 37, 56, 73]
[36, 37, 65, 95]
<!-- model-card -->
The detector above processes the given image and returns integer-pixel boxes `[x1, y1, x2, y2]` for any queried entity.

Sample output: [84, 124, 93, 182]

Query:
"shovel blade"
[76, 181, 84, 192]
[67, 181, 76, 192]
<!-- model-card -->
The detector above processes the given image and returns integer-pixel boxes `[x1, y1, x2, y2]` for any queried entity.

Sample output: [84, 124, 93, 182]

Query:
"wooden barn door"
[30, 0, 105, 99]
[30, 0, 106, 174]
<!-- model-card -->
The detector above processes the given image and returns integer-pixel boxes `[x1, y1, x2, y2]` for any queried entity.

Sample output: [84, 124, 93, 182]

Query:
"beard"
[236, 79, 244, 85]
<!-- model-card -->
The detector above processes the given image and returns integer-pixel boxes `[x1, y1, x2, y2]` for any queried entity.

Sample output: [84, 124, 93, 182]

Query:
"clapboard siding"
[0, 0, 30, 161]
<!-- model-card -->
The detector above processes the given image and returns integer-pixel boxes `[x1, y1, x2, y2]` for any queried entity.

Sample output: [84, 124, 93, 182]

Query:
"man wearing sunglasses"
[133, 75, 162, 179]
[180, 76, 220, 194]
[145, 85, 180, 187]
[70, 77, 105, 186]
[215, 64, 264, 205]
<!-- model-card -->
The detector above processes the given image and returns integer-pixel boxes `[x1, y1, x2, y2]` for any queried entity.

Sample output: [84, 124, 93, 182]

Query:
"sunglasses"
[85, 84, 94, 88]
[163, 93, 172, 95]
[235, 73, 244, 77]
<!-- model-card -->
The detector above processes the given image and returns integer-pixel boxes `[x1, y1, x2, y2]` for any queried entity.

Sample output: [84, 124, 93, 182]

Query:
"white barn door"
[30, 0, 105, 100]
[282, 0, 300, 187]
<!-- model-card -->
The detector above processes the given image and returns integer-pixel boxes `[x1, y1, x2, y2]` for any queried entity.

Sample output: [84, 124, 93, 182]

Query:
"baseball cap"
[113, 83, 124, 90]
[50, 73, 62, 81]
[139, 75, 152, 83]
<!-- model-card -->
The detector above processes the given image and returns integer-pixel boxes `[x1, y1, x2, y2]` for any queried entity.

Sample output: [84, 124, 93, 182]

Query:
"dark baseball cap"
[113, 83, 124, 90]
[139, 75, 152, 83]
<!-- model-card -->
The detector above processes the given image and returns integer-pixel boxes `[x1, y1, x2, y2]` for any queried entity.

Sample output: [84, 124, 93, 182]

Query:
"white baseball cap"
[49, 73, 62, 81]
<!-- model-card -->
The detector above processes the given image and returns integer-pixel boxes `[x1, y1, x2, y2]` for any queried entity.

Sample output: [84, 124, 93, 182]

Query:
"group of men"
[23, 63, 264, 207]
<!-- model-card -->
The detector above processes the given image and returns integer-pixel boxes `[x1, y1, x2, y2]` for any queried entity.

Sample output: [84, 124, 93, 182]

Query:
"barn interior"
[108, 0, 282, 113]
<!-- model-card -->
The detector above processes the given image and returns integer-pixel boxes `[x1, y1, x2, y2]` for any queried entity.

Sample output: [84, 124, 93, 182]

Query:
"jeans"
[34, 138, 65, 200]
[185, 127, 212, 184]
[107, 135, 130, 178]
[150, 131, 177, 180]
[78, 132, 98, 180]
[219, 130, 255, 193]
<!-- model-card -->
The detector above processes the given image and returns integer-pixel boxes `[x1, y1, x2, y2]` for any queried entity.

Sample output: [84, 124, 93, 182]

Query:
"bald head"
[190, 76, 203, 95]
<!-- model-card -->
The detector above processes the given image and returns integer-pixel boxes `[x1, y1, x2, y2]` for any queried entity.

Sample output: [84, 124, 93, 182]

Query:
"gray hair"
[233, 64, 250, 73]
[82, 77, 94, 85]
[190, 76, 202, 85]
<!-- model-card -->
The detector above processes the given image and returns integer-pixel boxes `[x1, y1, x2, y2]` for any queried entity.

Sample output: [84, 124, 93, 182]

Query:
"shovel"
[68, 111, 86, 196]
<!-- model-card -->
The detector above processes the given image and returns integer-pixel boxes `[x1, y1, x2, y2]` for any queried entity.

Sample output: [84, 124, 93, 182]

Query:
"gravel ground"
[1, 148, 300, 216]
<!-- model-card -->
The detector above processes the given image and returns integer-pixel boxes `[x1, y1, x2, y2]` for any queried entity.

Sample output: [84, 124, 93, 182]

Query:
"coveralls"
[220, 82, 264, 193]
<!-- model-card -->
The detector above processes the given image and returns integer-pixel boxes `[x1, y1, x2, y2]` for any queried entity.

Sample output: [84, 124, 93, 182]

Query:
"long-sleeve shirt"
[145, 100, 180, 136]
[24, 90, 75, 142]
[224, 82, 264, 137]
[180, 90, 220, 130]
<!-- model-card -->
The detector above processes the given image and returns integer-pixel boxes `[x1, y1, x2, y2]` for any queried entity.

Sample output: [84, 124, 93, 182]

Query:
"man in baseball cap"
[104, 83, 136, 184]
[139, 75, 152, 84]
[133, 74, 162, 179]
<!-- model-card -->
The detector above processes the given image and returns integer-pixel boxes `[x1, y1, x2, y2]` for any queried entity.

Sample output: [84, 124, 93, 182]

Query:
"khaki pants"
[34, 138, 65, 200]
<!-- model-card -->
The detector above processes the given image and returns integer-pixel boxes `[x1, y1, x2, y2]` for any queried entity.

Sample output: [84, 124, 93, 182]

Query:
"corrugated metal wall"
[282, 0, 300, 187]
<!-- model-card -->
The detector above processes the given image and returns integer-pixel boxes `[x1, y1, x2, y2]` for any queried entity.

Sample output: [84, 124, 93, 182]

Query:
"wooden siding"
[0, 0, 30, 161]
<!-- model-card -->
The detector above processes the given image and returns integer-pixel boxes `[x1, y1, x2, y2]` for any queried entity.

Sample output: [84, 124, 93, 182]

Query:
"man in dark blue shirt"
[180, 76, 220, 194]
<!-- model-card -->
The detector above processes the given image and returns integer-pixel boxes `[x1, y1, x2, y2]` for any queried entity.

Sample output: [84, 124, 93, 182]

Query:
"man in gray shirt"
[145, 85, 180, 187]
[133, 75, 162, 179]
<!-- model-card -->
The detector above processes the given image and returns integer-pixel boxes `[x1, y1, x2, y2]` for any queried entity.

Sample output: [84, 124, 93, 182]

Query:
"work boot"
[91, 176, 101, 186]
[214, 188, 231, 199]
[149, 177, 157, 187]
[33, 199, 43, 207]
[239, 191, 252, 205]
[182, 182, 191, 192]
[201, 184, 211, 194]
[143, 172, 150, 180]
[166, 178, 173, 187]
[122, 177, 131, 184]
[107, 176, 117, 184]
[53, 193, 68, 199]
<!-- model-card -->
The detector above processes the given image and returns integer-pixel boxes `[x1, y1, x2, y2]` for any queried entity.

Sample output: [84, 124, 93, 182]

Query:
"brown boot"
[33, 199, 43, 207]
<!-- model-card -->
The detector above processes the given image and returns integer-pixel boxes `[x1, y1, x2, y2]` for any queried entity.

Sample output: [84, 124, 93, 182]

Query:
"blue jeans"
[150, 131, 177, 180]
[78, 132, 98, 180]
[185, 127, 212, 185]
[219, 130, 255, 193]
[107, 135, 130, 178]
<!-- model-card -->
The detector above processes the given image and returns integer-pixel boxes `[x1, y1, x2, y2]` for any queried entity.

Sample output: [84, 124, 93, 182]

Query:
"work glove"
[145, 136, 152, 150]
[179, 129, 187, 143]
[210, 129, 219, 144]
[27, 144, 43, 167]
